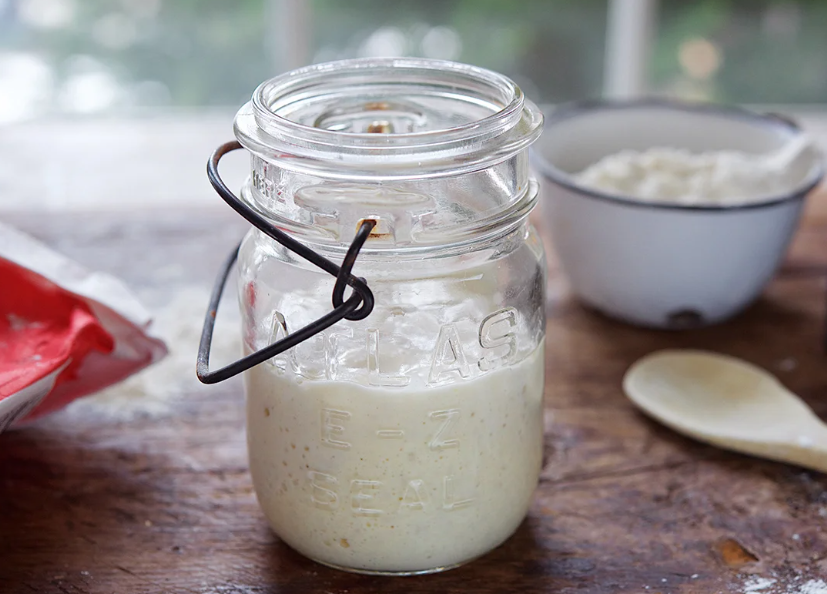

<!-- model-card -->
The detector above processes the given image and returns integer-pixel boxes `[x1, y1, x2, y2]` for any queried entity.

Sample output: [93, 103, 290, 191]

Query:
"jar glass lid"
[233, 58, 543, 179]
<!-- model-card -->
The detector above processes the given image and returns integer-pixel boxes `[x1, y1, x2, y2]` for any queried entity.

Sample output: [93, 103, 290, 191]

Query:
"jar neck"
[242, 155, 538, 251]
[251, 215, 536, 265]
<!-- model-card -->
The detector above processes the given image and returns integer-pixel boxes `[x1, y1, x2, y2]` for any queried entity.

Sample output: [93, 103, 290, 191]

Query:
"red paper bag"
[0, 221, 167, 432]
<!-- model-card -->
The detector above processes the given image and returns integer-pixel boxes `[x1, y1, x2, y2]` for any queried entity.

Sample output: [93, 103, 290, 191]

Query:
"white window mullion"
[266, 0, 313, 73]
[603, 0, 658, 99]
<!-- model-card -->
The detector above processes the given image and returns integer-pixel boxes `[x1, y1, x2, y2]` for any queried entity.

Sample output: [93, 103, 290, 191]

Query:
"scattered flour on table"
[739, 577, 827, 594]
[799, 581, 827, 594]
[744, 578, 778, 592]
[66, 286, 241, 421]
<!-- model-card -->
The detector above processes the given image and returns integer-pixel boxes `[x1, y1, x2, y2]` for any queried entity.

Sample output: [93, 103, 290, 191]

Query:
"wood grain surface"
[2, 189, 827, 594]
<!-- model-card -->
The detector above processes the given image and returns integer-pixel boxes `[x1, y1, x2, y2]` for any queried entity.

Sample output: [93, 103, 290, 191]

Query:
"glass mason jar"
[206, 58, 545, 575]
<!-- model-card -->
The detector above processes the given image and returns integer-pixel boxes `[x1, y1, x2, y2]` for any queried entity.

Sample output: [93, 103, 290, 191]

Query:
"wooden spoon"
[623, 349, 827, 473]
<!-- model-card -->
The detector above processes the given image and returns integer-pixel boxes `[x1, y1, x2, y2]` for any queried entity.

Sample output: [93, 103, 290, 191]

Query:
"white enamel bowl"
[532, 100, 824, 329]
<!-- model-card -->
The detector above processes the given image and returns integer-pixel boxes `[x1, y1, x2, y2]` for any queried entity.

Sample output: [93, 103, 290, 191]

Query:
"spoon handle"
[768, 134, 812, 170]
[780, 429, 827, 474]
[733, 426, 827, 475]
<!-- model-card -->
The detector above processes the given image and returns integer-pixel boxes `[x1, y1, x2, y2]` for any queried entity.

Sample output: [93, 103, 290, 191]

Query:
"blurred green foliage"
[0, 0, 824, 114]
[655, 0, 827, 103]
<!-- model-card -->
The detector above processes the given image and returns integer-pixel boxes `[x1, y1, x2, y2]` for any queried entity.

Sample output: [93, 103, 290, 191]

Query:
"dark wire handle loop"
[205, 141, 374, 319]
[196, 141, 376, 384]
[332, 220, 375, 319]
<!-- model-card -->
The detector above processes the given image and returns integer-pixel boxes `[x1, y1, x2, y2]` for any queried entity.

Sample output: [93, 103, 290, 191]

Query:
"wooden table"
[2, 185, 827, 593]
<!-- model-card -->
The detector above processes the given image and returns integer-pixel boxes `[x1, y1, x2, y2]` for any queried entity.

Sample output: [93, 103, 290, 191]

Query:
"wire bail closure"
[196, 141, 375, 384]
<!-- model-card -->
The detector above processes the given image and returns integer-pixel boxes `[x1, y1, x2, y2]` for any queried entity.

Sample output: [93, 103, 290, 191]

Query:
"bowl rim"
[530, 97, 825, 212]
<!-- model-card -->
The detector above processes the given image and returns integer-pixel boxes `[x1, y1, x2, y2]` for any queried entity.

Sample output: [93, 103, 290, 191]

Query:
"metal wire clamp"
[196, 141, 375, 384]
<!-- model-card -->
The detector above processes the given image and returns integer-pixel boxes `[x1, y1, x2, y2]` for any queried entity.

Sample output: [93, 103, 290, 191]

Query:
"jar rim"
[233, 58, 543, 176]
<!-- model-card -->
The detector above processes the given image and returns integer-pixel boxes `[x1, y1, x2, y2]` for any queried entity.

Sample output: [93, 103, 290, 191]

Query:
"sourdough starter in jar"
[229, 58, 546, 575]
[246, 344, 544, 573]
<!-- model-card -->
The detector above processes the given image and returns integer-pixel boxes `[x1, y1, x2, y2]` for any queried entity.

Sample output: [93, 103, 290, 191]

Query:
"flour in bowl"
[574, 144, 814, 206]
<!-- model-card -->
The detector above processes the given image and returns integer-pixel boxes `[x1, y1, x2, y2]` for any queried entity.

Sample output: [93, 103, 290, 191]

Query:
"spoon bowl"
[623, 350, 827, 473]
